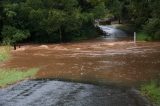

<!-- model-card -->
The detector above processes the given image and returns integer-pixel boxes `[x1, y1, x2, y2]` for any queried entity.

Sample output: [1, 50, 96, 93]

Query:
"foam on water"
[98, 25, 127, 38]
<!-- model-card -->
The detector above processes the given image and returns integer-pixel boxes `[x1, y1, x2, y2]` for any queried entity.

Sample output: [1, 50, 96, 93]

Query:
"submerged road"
[0, 41, 159, 106]
[0, 25, 159, 106]
[0, 80, 145, 106]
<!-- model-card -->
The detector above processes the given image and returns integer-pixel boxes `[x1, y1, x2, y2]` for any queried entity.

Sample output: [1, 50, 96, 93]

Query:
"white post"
[134, 32, 136, 43]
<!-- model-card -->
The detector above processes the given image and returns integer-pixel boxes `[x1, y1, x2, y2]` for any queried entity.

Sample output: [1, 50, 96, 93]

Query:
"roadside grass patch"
[137, 33, 152, 41]
[0, 68, 38, 88]
[0, 46, 11, 62]
[141, 81, 160, 105]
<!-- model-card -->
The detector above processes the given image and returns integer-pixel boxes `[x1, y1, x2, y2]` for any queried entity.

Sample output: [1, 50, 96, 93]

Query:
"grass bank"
[0, 46, 11, 62]
[0, 68, 38, 88]
[137, 33, 152, 41]
[0, 46, 39, 88]
[141, 81, 160, 106]
[137, 32, 160, 41]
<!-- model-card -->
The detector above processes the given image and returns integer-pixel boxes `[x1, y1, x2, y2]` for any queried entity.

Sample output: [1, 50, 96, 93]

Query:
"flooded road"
[1, 39, 160, 86]
[98, 25, 127, 37]
[0, 37, 160, 106]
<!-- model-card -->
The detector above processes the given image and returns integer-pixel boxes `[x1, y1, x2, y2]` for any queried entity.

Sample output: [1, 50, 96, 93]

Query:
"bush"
[137, 32, 152, 41]
[141, 81, 160, 105]
[143, 18, 160, 40]
[1, 26, 30, 45]
[154, 31, 160, 40]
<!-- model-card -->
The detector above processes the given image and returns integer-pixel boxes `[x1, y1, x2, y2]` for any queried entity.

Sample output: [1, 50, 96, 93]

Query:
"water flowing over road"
[98, 25, 127, 38]
[2, 39, 160, 86]
[0, 26, 160, 106]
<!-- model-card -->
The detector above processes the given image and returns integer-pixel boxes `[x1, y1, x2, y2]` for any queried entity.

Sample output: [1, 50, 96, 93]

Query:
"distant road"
[97, 25, 127, 37]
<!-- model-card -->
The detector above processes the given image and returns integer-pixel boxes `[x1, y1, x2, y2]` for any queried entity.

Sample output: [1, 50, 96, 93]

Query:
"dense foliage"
[0, 0, 159, 44]
[128, 0, 160, 40]
[0, 0, 106, 44]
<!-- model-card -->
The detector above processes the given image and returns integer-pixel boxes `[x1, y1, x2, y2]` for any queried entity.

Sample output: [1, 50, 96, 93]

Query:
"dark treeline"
[0, 0, 160, 45]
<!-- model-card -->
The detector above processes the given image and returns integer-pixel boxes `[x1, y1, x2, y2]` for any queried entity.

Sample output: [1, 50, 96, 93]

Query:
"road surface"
[0, 80, 145, 106]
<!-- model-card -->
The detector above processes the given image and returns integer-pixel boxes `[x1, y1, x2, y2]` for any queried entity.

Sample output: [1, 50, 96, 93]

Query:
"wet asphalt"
[0, 80, 143, 106]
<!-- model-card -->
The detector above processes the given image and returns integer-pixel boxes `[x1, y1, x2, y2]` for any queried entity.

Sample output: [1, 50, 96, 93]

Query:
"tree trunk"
[59, 27, 62, 43]
[13, 44, 16, 50]
[118, 18, 121, 24]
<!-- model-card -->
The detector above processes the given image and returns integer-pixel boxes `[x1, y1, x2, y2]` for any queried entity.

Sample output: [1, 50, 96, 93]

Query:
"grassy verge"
[137, 33, 152, 41]
[0, 68, 38, 88]
[141, 81, 160, 105]
[0, 46, 11, 62]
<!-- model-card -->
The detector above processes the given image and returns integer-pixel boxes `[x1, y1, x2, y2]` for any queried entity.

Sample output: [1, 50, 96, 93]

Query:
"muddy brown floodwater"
[1, 38, 160, 86]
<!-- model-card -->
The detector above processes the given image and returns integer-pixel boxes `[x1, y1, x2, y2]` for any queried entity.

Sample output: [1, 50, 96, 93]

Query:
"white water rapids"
[98, 25, 127, 38]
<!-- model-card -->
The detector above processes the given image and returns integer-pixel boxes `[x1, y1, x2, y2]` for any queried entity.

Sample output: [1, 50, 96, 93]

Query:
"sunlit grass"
[0, 46, 11, 62]
[0, 68, 38, 88]
[141, 81, 160, 105]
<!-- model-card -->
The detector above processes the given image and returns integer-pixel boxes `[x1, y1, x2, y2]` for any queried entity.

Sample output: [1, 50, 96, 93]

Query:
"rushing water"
[98, 25, 127, 38]
[1, 26, 160, 86]
[1, 39, 160, 86]
[1, 26, 159, 106]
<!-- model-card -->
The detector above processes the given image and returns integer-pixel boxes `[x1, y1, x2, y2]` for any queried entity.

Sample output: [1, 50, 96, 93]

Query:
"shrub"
[1, 26, 30, 45]
[154, 31, 160, 40]
[137, 32, 152, 41]
[143, 18, 160, 40]
[141, 81, 160, 105]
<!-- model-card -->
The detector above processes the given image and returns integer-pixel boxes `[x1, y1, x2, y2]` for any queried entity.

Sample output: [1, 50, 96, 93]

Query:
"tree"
[111, 0, 123, 24]
[92, 2, 106, 19]
[128, 0, 150, 27]
[143, 0, 160, 40]
[0, 0, 3, 41]
[2, 0, 159, 44]
[46, 9, 65, 42]
[2, 25, 30, 49]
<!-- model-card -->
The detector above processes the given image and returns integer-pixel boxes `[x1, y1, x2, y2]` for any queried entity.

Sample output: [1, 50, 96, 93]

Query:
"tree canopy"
[0, 0, 159, 44]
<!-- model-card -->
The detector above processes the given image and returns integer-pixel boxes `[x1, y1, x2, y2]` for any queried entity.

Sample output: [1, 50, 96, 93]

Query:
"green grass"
[0, 68, 38, 88]
[137, 32, 152, 41]
[0, 46, 39, 88]
[141, 81, 160, 105]
[0, 46, 11, 62]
